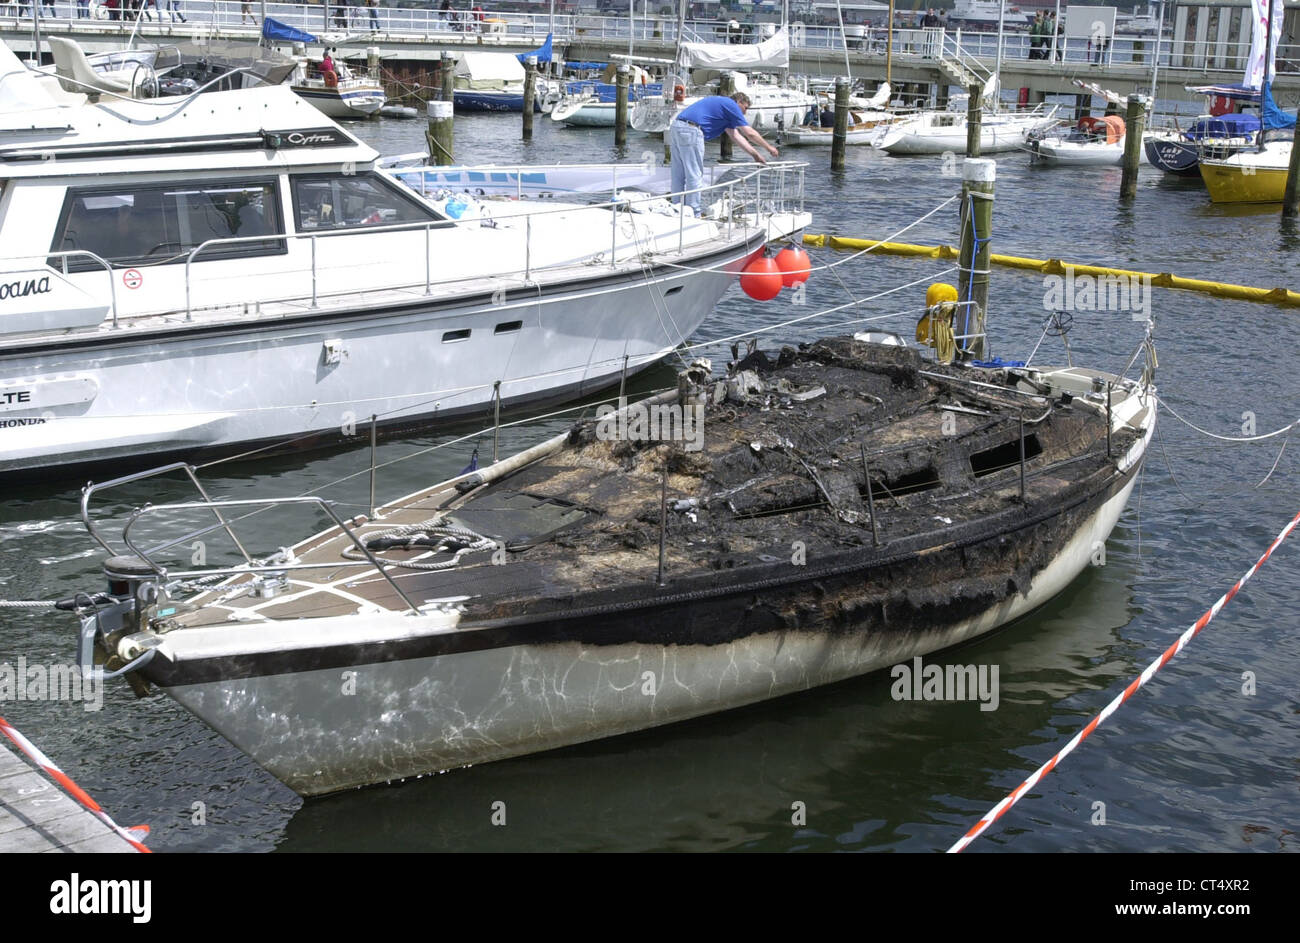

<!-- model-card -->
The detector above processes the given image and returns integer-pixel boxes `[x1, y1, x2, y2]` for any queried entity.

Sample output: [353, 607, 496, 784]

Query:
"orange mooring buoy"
[773, 246, 812, 287]
[740, 255, 783, 301]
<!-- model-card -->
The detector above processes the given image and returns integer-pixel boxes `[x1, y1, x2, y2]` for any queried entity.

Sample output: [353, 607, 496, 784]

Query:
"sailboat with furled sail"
[1199, 0, 1297, 202]
[630, 2, 814, 134]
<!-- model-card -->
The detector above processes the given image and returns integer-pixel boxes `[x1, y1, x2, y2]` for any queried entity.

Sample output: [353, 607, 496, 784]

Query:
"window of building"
[52, 180, 284, 271]
[291, 172, 445, 233]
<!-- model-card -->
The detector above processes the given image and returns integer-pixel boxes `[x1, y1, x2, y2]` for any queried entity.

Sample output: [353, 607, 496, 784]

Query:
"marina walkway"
[0, 741, 139, 853]
[1, 4, 1296, 105]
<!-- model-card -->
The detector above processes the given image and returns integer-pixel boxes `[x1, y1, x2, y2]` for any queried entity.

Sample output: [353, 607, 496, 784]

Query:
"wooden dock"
[0, 743, 139, 853]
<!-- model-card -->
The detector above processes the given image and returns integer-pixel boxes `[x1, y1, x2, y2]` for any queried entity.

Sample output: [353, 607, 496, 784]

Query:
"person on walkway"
[240, 0, 253, 25]
[669, 92, 779, 216]
[366, 0, 379, 31]
[166, 0, 184, 21]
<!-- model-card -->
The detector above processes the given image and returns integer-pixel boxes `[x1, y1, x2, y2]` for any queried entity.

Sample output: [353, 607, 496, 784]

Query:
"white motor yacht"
[0, 40, 810, 479]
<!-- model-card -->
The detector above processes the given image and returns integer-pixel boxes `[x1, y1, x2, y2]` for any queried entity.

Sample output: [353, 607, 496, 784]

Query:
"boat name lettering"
[286, 130, 341, 147]
[0, 389, 31, 404]
[0, 416, 47, 428]
[0, 276, 50, 301]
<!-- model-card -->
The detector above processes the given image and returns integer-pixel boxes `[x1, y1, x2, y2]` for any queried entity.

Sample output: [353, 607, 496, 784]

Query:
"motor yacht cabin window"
[292, 172, 444, 232]
[51, 180, 284, 272]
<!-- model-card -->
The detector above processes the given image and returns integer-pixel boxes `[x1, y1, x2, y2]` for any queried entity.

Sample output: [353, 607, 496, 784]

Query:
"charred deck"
[139, 338, 1144, 682]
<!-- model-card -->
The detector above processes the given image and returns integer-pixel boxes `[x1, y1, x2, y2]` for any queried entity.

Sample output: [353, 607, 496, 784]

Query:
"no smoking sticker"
[122, 269, 143, 290]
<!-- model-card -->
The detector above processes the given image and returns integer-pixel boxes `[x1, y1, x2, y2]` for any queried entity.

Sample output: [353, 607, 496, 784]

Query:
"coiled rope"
[342, 517, 497, 571]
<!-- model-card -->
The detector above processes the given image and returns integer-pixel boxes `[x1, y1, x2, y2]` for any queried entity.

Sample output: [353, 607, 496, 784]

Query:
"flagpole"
[1149, 0, 1163, 98]
[886, 0, 893, 88]
[835, 0, 850, 80]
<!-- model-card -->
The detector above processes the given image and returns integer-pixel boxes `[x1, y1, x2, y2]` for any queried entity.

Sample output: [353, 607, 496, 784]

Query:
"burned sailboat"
[71, 326, 1156, 796]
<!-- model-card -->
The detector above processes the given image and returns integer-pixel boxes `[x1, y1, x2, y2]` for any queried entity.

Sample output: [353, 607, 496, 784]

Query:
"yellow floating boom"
[802, 234, 1300, 307]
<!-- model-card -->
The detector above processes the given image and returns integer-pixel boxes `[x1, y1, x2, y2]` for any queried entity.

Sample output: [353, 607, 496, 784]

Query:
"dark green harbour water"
[1, 111, 1297, 852]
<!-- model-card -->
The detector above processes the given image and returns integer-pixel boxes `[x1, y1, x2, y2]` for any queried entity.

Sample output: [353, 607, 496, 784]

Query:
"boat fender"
[917, 282, 960, 364]
[323, 70, 339, 88]
[673, 84, 685, 103]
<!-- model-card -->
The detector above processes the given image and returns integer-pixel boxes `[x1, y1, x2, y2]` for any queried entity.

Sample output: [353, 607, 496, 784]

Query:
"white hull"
[0, 222, 763, 475]
[551, 98, 623, 127]
[165, 430, 1148, 796]
[631, 88, 816, 134]
[875, 110, 1059, 155]
[781, 113, 899, 146]
[1031, 139, 1126, 166]
[136, 372, 1154, 796]
[292, 83, 386, 119]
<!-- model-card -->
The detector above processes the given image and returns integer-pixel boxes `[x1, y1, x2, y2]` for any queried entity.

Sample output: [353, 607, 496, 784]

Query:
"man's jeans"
[669, 120, 705, 215]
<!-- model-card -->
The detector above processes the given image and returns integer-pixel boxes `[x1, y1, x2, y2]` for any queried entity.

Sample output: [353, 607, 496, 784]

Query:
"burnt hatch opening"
[862, 466, 941, 499]
[971, 434, 1042, 478]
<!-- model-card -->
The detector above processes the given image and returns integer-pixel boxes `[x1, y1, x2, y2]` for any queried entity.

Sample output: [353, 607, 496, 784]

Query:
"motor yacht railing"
[169, 159, 806, 321]
[5, 249, 120, 326]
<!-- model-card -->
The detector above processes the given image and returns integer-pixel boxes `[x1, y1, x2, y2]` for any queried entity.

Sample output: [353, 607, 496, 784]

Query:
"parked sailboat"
[1199, 0, 1295, 202]
[630, 26, 814, 134]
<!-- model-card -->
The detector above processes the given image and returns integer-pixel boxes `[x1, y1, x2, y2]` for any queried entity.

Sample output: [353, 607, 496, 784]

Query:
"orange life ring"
[323, 70, 338, 88]
[673, 84, 685, 103]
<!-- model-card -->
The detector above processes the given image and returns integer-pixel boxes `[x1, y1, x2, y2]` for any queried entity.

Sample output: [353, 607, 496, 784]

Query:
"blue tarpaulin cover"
[1262, 82, 1296, 131]
[262, 18, 318, 44]
[1184, 113, 1261, 139]
[516, 33, 553, 65]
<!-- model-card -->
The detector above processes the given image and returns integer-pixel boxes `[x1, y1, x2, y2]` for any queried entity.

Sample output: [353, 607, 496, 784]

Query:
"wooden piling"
[965, 81, 982, 158]
[440, 51, 455, 103]
[426, 99, 454, 165]
[522, 55, 537, 141]
[718, 71, 734, 161]
[615, 64, 630, 149]
[1283, 114, 1300, 217]
[1120, 93, 1146, 201]
[831, 76, 849, 173]
[957, 158, 995, 361]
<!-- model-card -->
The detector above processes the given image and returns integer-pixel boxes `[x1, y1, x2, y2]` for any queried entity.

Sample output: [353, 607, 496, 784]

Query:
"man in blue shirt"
[670, 91, 779, 215]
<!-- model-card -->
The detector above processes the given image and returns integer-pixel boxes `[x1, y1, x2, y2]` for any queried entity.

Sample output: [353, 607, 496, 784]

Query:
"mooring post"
[615, 64, 630, 149]
[657, 463, 668, 586]
[368, 414, 378, 518]
[958, 158, 994, 361]
[965, 81, 982, 158]
[831, 76, 850, 173]
[522, 56, 537, 141]
[426, 99, 454, 165]
[1283, 114, 1300, 217]
[718, 71, 735, 160]
[367, 45, 380, 80]
[860, 443, 880, 547]
[1120, 94, 1146, 201]
[440, 51, 456, 103]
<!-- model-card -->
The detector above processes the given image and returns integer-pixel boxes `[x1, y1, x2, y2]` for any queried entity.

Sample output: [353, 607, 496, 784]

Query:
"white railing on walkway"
[4, 5, 1295, 79]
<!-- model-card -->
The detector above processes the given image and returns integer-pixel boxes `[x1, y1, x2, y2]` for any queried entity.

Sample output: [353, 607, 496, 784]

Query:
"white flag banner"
[1245, 0, 1285, 88]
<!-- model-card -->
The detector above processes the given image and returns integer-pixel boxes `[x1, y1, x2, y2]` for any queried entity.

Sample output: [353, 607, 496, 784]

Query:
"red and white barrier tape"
[0, 716, 150, 853]
[949, 507, 1300, 854]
